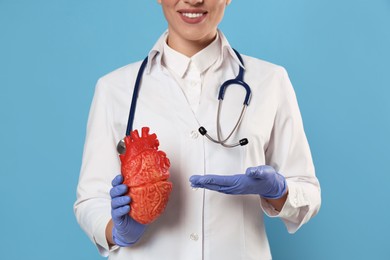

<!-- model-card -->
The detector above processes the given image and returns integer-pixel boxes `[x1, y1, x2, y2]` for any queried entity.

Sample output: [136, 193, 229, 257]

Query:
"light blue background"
[1, 0, 389, 259]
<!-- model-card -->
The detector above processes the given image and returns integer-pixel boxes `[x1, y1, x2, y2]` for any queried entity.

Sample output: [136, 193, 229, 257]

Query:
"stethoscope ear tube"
[198, 126, 249, 147]
[199, 48, 251, 148]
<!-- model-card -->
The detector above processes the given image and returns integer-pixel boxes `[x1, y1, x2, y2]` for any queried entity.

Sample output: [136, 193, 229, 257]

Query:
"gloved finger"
[245, 165, 275, 179]
[112, 205, 130, 223]
[194, 183, 241, 195]
[110, 184, 128, 198]
[111, 196, 131, 209]
[197, 183, 233, 193]
[213, 185, 240, 194]
[189, 175, 202, 185]
[190, 174, 238, 187]
[112, 174, 124, 187]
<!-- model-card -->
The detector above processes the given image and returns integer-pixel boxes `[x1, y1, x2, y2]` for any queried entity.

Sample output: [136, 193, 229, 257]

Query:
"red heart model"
[120, 127, 173, 224]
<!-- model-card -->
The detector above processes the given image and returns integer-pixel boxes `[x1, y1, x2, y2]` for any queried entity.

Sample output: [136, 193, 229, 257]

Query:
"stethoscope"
[117, 49, 251, 154]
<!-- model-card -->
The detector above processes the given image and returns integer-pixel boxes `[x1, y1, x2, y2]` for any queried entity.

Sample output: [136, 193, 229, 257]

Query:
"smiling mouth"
[181, 12, 205, 18]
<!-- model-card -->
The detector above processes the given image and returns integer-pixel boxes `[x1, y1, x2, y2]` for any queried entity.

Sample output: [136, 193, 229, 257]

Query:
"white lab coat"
[74, 30, 321, 260]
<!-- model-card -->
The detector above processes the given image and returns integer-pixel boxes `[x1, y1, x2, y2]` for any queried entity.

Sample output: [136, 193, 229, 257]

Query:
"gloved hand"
[189, 165, 287, 199]
[110, 175, 147, 247]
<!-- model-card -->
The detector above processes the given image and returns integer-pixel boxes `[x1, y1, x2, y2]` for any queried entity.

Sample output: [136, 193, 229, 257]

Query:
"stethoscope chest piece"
[117, 139, 126, 155]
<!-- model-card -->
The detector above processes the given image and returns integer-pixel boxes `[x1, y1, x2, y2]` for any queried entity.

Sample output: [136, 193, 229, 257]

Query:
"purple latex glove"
[189, 165, 287, 199]
[110, 175, 147, 247]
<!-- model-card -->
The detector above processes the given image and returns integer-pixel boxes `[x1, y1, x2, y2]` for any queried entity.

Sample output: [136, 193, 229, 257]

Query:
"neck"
[166, 32, 217, 57]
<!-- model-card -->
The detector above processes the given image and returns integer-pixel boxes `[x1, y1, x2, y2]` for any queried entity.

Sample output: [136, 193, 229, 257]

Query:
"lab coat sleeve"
[73, 78, 121, 256]
[260, 67, 321, 233]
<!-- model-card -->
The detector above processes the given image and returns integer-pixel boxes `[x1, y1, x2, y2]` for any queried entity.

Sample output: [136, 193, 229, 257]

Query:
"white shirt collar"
[162, 33, 220, 78]
[162, 40, 191, 78]
[146, 29, 244, 75]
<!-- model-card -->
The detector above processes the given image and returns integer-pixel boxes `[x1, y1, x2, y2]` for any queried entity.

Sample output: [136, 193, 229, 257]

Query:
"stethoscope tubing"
[218, 79, 251, 106]
[121, 49, 251, 152]
[125, 57, 148, 136]
[216, 100, 248, 147]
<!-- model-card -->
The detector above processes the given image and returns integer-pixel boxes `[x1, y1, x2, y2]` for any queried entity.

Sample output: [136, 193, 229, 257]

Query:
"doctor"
[74, 0, 321, 259]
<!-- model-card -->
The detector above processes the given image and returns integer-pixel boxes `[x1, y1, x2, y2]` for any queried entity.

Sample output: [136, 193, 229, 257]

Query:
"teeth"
[182, 13, 204, 18]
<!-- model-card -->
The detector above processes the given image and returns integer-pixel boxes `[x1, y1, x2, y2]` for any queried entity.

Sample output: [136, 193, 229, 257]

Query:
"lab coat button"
[190, 233, 199, 241]
[190, 130, 199, 139]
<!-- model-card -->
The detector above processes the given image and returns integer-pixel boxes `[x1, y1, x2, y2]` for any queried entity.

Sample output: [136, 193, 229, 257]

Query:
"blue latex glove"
[110, 175, 147, 247]
[189, 165, 287, 199]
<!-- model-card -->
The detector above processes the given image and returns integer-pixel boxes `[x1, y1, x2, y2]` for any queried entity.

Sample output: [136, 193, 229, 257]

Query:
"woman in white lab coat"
[74, 0, 321, 259]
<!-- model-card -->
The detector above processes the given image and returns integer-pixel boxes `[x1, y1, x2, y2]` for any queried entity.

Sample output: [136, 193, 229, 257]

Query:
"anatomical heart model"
[119, 127, 173, 224]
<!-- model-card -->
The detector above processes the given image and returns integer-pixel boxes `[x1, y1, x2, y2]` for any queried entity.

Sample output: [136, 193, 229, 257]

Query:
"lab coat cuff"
[92, 213, 115, 256]
[260, 180, 309, 219]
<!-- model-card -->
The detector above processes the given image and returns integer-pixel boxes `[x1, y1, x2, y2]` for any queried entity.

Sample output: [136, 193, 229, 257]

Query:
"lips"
[178, 9, 207, 24]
